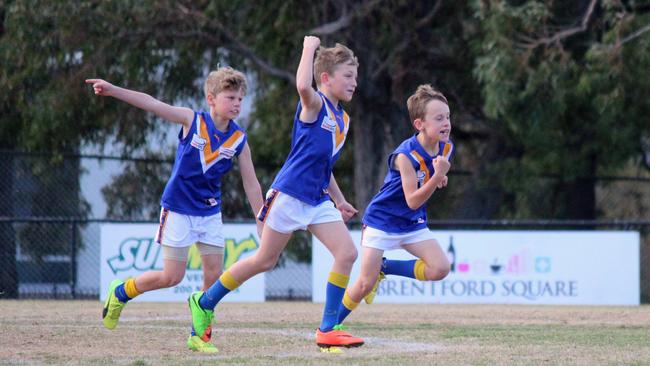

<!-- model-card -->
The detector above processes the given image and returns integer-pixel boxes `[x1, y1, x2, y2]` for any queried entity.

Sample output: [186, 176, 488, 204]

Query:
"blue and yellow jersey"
[271, 92, 350, 205]
[363, 134, 454, 233]
[161, 111, 247, 216]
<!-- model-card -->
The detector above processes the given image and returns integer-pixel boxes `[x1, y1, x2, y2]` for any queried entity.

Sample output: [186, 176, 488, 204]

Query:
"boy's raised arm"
[296, 36, 323, 122]
[85, 79, 194, 129]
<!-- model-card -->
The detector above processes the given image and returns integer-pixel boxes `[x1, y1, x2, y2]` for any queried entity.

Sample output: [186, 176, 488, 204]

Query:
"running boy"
[187, 36, 364, 352]
[336, 84, 453, 327]
[86, 67, 264, 353]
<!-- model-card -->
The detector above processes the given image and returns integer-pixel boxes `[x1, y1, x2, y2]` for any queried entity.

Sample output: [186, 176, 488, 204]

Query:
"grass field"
[1, 300, 649, 365]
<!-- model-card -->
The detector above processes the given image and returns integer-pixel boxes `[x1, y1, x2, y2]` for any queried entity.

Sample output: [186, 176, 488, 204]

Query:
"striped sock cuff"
[124, 278, 141, 299]
[414, 259, 427, 281]
[220, 271, 241, 291]
[327, 271, 350, 288]
[342, 292, 359, 311]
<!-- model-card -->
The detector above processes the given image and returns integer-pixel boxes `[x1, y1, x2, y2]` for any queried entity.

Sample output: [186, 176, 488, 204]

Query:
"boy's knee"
[358, 277, 376, 296]
[334, 246, 357, 265]
[426, 262, 450, 281]
[163, 272, 184, 287]
[256, 256, 279, 272]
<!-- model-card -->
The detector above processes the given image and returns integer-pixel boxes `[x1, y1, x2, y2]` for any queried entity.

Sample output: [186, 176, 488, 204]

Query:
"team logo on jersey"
[191, 134, 207, 151]
[417, 217, 425, 224]
[320, 115, 337, 132]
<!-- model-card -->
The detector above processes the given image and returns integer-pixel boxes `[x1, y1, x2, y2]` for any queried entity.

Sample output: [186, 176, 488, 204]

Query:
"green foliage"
[471, 0, 650, 218]
[2, 0, 649, 227]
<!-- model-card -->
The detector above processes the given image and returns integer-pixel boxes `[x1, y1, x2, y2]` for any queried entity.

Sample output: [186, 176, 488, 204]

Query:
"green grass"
[441, 324, 650, 346]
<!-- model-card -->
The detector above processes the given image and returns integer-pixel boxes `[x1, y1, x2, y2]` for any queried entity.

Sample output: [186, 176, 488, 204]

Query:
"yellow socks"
[124, 278, 141, 299]
[414, 259, 427, 281]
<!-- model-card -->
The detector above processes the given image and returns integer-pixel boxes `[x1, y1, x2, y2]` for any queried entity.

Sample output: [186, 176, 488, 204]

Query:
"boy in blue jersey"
[86, 67, 264, 353]
[187, 35, 364, 352]
[336, 84, 453, 329]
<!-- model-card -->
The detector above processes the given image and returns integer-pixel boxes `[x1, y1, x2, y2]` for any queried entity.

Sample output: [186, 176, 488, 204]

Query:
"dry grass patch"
[1, 301, 649, 365]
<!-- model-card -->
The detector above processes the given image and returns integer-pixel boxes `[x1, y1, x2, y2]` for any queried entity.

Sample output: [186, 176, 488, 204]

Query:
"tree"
[1, 1, 487, 216]
[2, 0, 649, 222]
[472, 0, 650, 219]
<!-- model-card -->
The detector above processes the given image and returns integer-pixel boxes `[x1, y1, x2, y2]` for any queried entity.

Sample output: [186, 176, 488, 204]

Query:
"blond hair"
[204, 67, 247, 97]
[406, 84, 448, 123]
[313, 43, 359, 86]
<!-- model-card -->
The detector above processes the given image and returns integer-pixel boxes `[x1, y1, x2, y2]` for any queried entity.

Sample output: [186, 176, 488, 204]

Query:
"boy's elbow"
[296, 81, 314, 94]
[405, 199, 419, 211]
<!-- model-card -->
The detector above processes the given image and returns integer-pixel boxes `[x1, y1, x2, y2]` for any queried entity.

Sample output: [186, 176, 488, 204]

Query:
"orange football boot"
[316, 325, 364, 348]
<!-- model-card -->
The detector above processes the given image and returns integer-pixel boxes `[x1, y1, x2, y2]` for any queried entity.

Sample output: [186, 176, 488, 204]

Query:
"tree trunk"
[561, 154, 597, 219]
[352, 74, 412, 217]
[563, 178, 596, 219]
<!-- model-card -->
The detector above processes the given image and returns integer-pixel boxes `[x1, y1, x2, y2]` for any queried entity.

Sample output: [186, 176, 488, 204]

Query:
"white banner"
[100, 223, 264, 302]
[312, 231, 640, 305]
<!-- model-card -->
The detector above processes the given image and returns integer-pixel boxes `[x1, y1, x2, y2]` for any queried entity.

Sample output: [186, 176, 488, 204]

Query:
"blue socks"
[114, 283, 131, 303]
[199, 282, 230, 310]
[320, 272, 349, 332]
[382, 259, 418, 279]
[199, 270, 241, 310]
[337, 305, 352, 324]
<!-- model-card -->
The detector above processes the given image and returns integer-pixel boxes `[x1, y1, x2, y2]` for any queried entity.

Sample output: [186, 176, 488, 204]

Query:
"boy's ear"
[413, 118, 422, 130]
[206, 92, 215, 105]
[320, 72, 330, 86]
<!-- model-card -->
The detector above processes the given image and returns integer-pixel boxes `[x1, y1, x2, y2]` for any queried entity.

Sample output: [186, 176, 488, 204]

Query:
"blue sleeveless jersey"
[161, 111, 247, 216]
[272, 92, 350, 205]
[363, 135, 454, 233]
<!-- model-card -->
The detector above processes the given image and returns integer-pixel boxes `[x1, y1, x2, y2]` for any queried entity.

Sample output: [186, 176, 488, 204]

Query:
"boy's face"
[209, 88, 244, 121]
[323, 63, 358, 102]
[417, 99, 451, 144]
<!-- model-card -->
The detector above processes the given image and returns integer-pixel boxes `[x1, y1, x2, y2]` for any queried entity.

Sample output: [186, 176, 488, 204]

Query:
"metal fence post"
[70, 221, 77, 299]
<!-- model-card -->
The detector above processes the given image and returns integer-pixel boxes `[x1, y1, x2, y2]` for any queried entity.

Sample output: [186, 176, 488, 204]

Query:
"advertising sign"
[313, 231, 639, 305]
[100, 223, 264, 302]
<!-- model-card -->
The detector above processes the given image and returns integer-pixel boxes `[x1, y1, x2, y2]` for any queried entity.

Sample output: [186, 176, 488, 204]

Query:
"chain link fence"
[1, 151, 649, 301]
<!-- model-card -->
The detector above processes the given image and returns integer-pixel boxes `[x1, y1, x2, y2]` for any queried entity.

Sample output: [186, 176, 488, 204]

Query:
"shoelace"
[332, 324, 347, 331]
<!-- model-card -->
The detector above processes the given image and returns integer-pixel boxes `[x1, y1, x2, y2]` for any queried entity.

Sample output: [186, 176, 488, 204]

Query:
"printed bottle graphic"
[447, 236, 456, 272]
[490, 258, 502, 274]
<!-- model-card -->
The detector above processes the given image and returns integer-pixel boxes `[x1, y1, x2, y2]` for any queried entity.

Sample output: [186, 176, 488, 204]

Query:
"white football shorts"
[257, 189, 343, 234]
[361, 225, 436, 251]
[155, 208, 225, 248]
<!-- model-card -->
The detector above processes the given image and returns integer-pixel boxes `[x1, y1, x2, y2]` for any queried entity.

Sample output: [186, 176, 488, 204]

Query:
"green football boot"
[187, 335, 219, 353]
[102, 279, 126, 329]
[188, 291, 214, 342]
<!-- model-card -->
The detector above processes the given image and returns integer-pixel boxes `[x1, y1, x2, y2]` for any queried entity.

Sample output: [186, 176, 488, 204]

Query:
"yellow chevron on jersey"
[271, 92, 350, 206]
[161, 111, 247, 216]
[323, 101, 349, 157]
[198, 114, 246, 173]
[409, 150, 431, 185]
[363, 136, 455, 234]
[442, 142, 454, 160]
